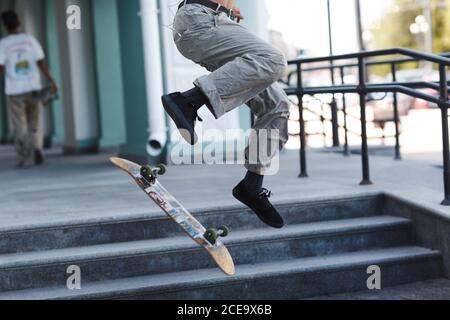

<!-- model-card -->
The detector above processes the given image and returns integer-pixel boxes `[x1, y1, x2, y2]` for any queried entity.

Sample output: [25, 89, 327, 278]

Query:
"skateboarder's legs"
[173, 4, 290, 174]
[244, 83, 290, 175]
[164, 3, 289, 228]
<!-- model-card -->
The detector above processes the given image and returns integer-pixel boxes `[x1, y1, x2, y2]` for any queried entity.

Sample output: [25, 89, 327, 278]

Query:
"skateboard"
[36, 85, 59, 106]
[110, 157, 235, 276]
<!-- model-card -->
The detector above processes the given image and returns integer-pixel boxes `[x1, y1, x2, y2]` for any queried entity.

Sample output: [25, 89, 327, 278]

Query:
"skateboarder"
[0, 10, 58, 167]
[162, 0, 290, 228]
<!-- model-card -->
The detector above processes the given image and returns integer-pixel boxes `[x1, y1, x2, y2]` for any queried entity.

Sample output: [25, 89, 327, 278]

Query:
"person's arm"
[30, 36, 58, 94]
[37, 60, 58, 94]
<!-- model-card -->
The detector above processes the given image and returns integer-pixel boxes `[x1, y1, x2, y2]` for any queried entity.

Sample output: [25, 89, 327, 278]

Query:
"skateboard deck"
[110, 157, 235, 276]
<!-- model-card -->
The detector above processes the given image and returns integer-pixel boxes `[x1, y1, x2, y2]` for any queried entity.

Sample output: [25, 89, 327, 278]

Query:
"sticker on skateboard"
[110, 157, 235, 276]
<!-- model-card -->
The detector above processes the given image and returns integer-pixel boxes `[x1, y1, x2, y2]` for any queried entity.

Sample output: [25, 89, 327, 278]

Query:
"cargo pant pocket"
[173, 15, 218, 63]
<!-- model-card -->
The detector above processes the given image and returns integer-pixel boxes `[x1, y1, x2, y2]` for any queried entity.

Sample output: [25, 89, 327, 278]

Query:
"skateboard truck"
[140, 164, 166, 185]
[204, 226, 230, 245]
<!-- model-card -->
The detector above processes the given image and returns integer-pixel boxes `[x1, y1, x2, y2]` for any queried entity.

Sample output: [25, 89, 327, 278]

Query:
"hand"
[50, 81, 58, 95]
[232, 7, 244, 23]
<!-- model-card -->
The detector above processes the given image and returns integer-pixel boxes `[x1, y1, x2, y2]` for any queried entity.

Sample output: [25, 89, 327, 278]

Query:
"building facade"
[0, 0, 269, 163]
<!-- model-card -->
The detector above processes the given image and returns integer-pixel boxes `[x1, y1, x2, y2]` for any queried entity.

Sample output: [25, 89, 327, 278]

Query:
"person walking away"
[0, 10, 58, 167]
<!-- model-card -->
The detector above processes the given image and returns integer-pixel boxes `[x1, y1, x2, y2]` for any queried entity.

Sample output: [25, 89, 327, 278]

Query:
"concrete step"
[309, 278, 450, 300]
[0, 216, 411, 292]
[0, 195, 384, 254]
[0, 247, 441, 300]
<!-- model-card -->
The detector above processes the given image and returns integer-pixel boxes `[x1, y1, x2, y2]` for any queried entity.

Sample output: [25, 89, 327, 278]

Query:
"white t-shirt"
[0, 34, 45, 96]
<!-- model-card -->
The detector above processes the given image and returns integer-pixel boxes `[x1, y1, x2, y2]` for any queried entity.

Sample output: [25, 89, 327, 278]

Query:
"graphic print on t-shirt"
[13, 50, 32, 77]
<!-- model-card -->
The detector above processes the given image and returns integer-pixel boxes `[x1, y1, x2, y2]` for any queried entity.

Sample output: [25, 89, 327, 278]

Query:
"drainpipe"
[140, 0, 167, 157]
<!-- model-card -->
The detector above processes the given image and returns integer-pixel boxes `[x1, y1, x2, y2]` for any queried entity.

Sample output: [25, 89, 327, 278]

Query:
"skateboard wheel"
[204, 228, 218, 245]
[218, 226, 230, 238]
[140, 165, 152, 178]
[157, 164, 167, 175]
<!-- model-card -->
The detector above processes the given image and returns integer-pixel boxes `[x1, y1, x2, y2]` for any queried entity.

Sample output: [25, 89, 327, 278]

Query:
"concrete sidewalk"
[1, 144, 450, 300]
[0, 144, 449, 230]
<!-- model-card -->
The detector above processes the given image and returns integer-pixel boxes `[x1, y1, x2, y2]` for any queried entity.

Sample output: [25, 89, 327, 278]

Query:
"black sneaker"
[232, 180, 284, 229]
[161, 93, 202, 145]
[34, 150, 44, 166]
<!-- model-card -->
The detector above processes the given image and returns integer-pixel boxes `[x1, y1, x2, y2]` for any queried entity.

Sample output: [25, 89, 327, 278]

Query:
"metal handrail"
[299, 52, 450, 73]
[289, 48, 450, 65]
[285, 83, 448, 105]
[285, 47, 450, 205]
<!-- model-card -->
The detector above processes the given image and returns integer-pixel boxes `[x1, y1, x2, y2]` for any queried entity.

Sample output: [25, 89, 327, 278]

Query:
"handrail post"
[340, 66, 350, 156]
[330, 67, 340, 148]
[358, 57, 373, 185]
[439, 64, 450, 205]
[327, 0, 340, 148]
[391, 63, 402, 160]
[297, 63, 308, 178]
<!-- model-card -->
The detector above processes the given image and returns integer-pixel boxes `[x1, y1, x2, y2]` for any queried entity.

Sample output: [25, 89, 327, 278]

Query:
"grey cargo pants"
[173, 3, 290, 175]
